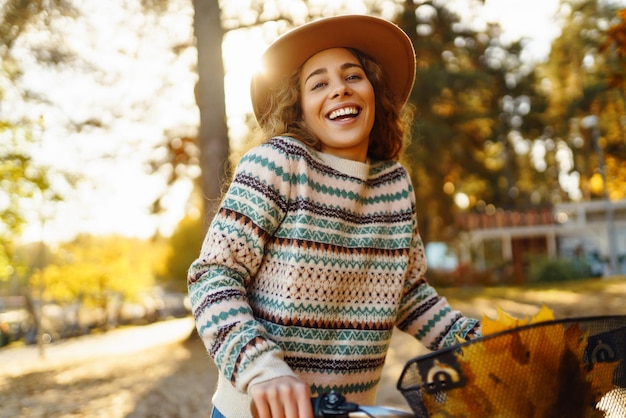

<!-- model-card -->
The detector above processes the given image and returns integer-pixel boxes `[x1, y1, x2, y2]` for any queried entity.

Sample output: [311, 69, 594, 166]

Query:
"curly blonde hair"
[252, 48, 414, 161]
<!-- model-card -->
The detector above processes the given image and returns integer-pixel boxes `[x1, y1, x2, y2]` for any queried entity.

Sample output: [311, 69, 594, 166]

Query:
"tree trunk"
[193, 0, 230, 227]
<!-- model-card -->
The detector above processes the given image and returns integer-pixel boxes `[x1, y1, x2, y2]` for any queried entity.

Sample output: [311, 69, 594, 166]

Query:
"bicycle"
[314, 315, 626, 417]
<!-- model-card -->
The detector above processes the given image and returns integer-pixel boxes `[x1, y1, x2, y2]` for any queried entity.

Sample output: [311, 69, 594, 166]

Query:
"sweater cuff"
[238, 351, 298, 394]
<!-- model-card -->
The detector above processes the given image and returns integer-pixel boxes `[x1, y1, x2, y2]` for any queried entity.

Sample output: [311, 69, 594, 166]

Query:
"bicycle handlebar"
[312, 391, 413, 418]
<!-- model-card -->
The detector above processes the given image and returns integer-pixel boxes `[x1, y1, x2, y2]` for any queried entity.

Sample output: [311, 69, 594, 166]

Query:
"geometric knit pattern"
[188, 136, 480, 416]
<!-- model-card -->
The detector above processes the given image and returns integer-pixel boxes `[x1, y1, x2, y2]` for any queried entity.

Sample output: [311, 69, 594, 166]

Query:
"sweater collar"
[316, 151, 370, 180]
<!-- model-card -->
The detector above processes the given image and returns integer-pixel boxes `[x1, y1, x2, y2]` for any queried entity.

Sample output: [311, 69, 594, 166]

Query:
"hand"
[250, 375, 314, 418]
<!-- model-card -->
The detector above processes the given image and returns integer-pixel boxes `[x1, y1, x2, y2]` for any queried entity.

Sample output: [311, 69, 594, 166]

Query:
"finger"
[266, 387, 286, 418]
[251, 392, 272, 418]
[294, 384, 314, 418]
[278, 385, 300, 418]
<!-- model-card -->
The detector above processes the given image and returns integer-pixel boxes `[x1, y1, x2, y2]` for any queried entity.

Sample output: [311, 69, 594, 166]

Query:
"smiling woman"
[187, 14, 481, 418]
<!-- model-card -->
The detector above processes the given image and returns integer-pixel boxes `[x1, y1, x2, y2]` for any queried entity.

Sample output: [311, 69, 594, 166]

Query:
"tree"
[396, 1, 551, 242]
[540, 0, 626, 201]
[141, 0, 230, 232]
[1, 0, 81, 354]
[31, 234, 160, 329]
[0, 127, 45, 284]
[0, 1, 77, 287]
[193, 0, 230, 227]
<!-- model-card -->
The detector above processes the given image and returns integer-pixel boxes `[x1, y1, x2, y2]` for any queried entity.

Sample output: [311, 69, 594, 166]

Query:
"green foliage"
[0, 121, 78, 288]
[527, 257, 589, 283]
[0, 120, 48, 288]
[0, 131, 32, 243]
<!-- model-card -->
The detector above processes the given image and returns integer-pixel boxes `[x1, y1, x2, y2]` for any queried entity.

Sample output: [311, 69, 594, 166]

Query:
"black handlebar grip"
[311, 391, 359, 417]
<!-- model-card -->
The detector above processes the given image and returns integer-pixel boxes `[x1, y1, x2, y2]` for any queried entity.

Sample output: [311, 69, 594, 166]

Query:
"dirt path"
[0, 318, 218, 418]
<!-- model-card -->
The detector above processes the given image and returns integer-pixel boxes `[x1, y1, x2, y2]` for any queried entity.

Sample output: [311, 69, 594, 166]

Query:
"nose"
[330, 81, 351, 99]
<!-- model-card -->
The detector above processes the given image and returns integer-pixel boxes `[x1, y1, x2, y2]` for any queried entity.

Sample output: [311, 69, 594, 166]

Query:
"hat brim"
[250, 14, 416, 125]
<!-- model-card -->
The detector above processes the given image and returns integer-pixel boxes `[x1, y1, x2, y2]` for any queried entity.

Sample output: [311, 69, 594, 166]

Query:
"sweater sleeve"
[187, 139, 298, 393]
[395, 196, 481, 350]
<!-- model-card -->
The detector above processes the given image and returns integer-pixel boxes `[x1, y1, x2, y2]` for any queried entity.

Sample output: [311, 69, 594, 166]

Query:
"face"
[300, 48, 375, 162]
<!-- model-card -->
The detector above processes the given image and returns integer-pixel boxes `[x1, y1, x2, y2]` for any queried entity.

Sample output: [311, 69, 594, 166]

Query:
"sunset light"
[5, 3, 626, 417]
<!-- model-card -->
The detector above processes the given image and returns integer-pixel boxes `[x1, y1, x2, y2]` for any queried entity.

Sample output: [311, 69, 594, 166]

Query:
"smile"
[327, 106, 360, 120]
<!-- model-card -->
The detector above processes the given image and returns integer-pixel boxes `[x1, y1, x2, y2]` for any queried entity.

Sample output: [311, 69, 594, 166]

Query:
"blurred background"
[2, 0, 626, 413]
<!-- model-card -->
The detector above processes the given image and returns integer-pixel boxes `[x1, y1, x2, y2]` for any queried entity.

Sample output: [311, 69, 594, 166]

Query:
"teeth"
[328, 107, 359, 120]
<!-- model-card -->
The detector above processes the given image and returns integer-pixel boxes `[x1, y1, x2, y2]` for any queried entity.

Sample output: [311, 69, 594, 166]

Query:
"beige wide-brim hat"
[250, 14, 416, 126]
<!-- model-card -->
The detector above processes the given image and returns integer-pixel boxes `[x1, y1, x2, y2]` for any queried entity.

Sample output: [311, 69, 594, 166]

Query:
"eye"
[306, 77, 328, 91]
[346, 73, 362, 81]
[311, 81, 327, 90]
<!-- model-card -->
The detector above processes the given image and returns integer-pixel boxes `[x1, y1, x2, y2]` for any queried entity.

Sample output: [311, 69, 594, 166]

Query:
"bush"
[528, 257, 589, 283]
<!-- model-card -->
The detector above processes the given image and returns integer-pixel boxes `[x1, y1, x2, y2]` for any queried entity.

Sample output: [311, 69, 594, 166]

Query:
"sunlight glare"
[482, 0, 561, 61]
[223, 26, 269, 143]
[455, 193, 471, 210]
[17, 0, 197, 243]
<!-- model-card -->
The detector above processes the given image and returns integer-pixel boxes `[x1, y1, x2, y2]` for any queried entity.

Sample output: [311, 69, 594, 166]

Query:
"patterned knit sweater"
[188, 136, 480, 416]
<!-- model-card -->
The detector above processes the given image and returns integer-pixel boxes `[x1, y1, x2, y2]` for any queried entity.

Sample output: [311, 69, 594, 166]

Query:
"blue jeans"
[210, 407, 226, 418]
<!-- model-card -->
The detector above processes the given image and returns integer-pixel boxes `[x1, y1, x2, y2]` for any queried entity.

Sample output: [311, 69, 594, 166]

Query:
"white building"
[456, 199, 626, 282]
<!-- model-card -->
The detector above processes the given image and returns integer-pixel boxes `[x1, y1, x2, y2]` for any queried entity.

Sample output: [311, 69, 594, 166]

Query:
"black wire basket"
[397, 315, 626, 417]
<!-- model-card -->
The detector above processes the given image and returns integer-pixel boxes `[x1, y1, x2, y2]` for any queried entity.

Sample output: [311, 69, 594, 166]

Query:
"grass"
[439, 276, 626, 299]
[436, 276, 626, 319]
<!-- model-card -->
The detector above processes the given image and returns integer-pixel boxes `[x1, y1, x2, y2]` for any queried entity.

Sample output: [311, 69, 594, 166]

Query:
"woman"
[188, 14, 481, 418]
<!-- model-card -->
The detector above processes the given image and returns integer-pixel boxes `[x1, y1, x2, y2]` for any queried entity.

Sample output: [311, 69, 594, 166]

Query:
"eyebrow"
[303, 62, 363, 84]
